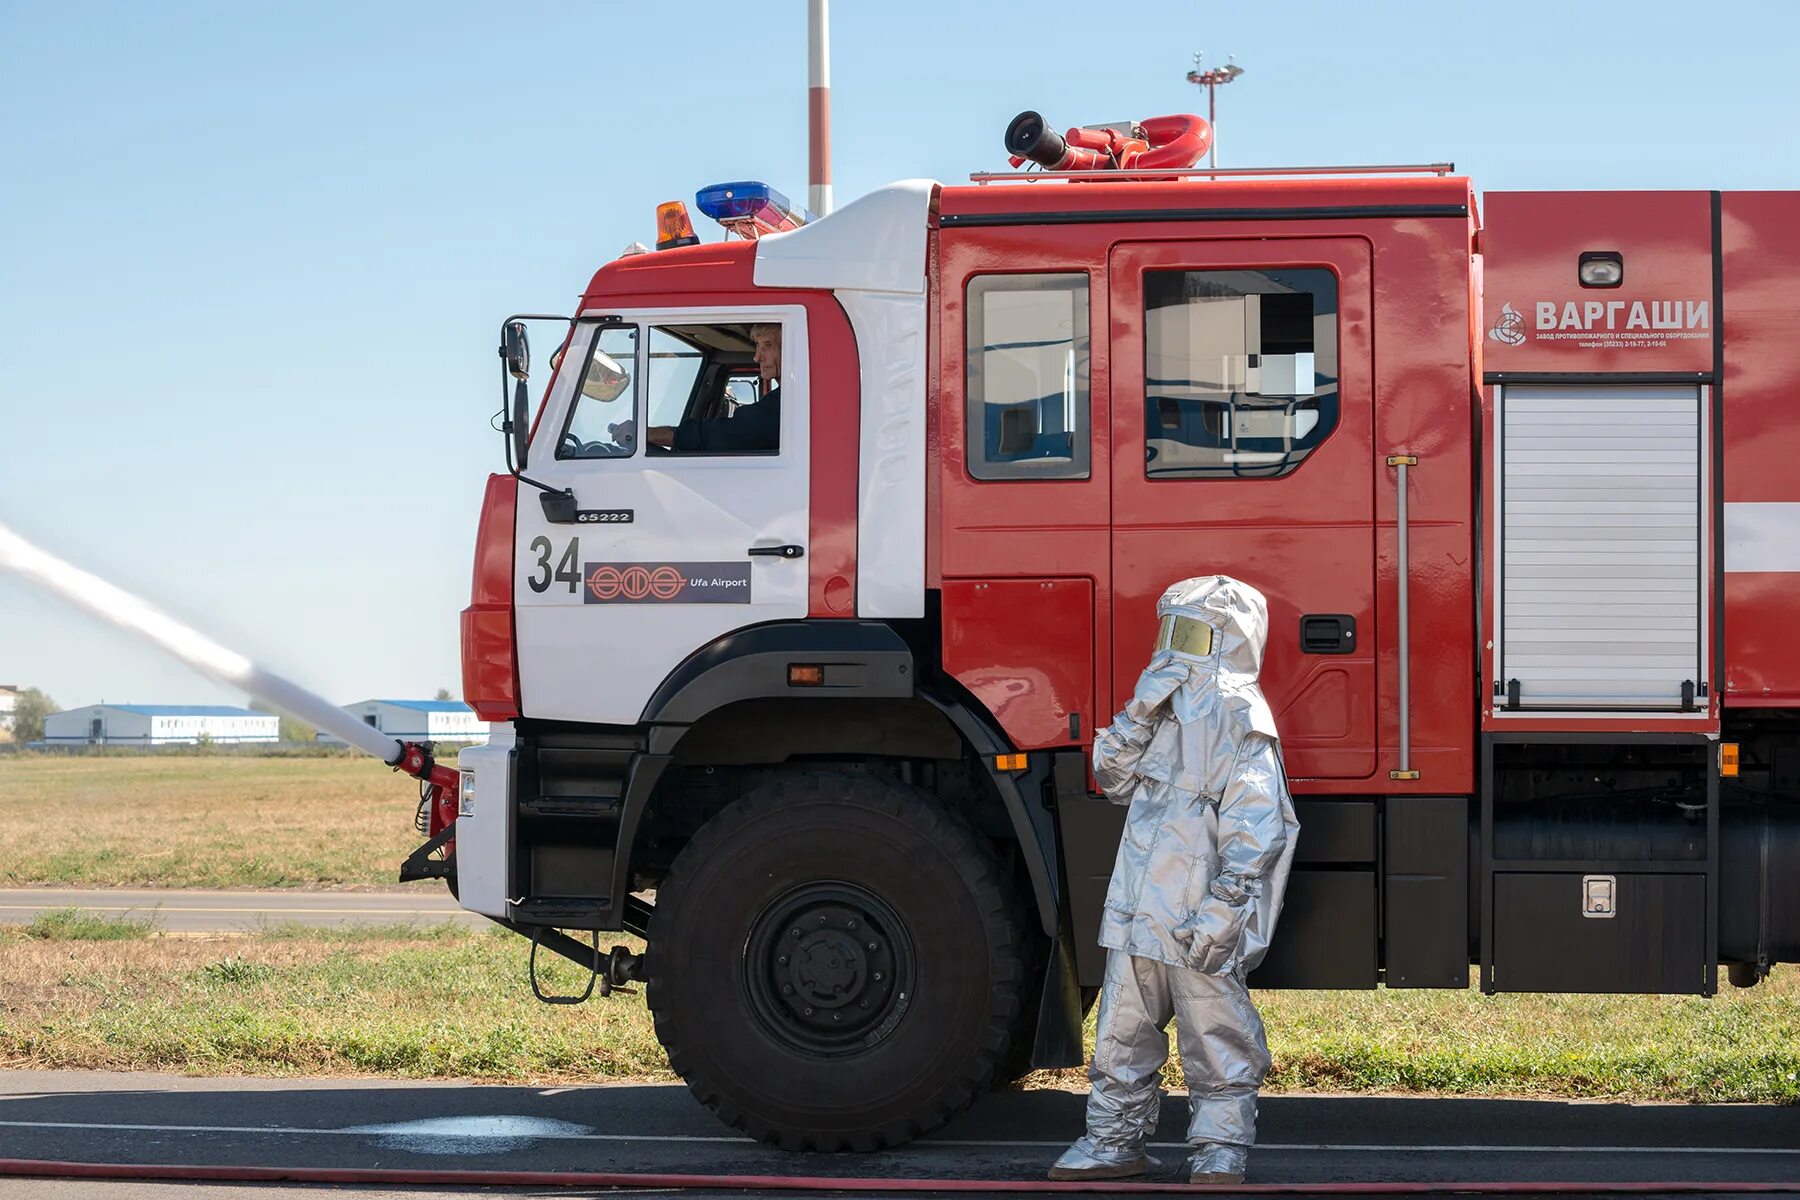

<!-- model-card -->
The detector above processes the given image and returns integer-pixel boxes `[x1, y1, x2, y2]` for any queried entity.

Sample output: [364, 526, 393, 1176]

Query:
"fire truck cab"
[446, 162, 1800, 1150]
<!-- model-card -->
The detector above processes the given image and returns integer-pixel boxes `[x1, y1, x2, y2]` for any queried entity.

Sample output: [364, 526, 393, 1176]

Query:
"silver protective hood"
[1092, 575, 1299, 975]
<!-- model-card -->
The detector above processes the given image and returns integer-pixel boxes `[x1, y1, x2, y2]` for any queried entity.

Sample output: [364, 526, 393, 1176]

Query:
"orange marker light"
[995, 753, 1028, 772]
[1721, 742, 1740, 778]
[788, 664, 824, 687]
[656, 201, 699, 249]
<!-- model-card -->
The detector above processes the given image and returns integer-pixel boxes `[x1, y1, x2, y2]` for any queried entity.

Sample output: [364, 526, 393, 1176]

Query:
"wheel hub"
[790, 925, 868, 1007]
[746, 885, 912, 1054]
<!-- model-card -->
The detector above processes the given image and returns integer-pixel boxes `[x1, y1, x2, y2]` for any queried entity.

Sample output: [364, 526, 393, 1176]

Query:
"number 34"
[527, 536, 580, 594]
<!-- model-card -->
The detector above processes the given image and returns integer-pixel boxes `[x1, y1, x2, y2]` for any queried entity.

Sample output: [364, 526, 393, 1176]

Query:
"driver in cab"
[649, 323, 781, 454]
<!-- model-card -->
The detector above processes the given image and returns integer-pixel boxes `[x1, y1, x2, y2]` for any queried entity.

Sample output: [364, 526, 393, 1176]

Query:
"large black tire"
[990, 889, 1047, 1089]
[646, 771, 1026, 1151]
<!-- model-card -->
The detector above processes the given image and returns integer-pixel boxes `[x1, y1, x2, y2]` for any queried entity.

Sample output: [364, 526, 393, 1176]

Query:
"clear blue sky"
[2, 0, 1796, 712]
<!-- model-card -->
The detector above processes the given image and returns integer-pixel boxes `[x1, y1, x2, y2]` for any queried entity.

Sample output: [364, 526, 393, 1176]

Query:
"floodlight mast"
[1185, 53, 1244, 168]
[808, 0, 832, 216]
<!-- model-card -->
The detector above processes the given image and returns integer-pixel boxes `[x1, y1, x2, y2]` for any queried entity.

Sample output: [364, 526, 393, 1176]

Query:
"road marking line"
[0, 1120, 746, 1143]
[0, 889, 435, 898]
[0, 1121, 1795, 1154]
[0, 907, 467, 916]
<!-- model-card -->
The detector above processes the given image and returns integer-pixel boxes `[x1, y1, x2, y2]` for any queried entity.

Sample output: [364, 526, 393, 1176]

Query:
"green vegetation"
[1, 918, 1795, 1102]
[1250, 982, 1800, 1103]
[0, 923, 667, 1082]
[0, 755, 421, 888]
[9, 686, 58, 744]
[277, 714, 318, 744]
[22, 907, 156, 941]
[3, 755, 1795, 1101]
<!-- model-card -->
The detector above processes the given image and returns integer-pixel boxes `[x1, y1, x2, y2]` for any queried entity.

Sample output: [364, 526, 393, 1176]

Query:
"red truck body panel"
[490, 176, 1799, 777]
[1722, 192, 1800, 708]
[933, 175, 1478, 793]
[1482, 192, 1714, 376]
[1476, 190, 1800, 727]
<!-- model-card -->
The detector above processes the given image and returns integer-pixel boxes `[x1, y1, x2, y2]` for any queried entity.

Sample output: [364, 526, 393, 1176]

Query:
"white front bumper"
[454, 721, 515, 918]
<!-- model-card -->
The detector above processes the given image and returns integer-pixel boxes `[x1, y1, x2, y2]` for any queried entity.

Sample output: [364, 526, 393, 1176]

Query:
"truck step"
[511, 897, 610, 927]
[518, 794, 624, 819]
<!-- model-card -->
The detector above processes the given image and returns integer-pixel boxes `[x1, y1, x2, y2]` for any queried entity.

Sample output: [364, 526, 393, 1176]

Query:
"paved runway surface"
[1, 1069, 1796, 1197]
[0, 888, 480, 932]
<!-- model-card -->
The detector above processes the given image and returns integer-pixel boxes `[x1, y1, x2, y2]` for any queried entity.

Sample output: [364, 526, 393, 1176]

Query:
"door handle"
[1300, 614, 1355, 654]
[747, 544, 805, 560]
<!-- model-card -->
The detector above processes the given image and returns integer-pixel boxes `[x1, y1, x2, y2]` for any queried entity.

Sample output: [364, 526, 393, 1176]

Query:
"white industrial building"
[320, 699, 488, 744]
[42, 704, 279, 746]
[0, 685, 17, 733]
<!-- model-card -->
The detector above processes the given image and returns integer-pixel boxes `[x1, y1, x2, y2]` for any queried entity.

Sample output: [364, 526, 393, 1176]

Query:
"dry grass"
[2, 918, 1796, 1102]
[0, 923, 666, 1083]
[0, 755, 422, 888]
[3, 756, 1796, 1102]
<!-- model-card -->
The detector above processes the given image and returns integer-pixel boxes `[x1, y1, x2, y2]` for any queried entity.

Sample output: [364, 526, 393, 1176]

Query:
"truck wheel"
[990, 892, 1047, 1088]
[646, 771, 1026, 1151]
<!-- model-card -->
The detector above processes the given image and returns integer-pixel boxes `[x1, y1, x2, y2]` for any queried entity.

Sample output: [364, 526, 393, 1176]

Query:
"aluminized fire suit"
[1051, 576, 1299, 1183]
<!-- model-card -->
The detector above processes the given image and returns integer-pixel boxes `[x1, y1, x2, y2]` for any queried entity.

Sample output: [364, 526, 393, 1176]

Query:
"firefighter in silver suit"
[1051, 576, 1299, 1185]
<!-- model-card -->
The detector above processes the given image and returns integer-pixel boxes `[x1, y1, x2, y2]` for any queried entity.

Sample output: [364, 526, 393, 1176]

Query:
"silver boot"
[1186, 1142, 1250, 1185]
[1048, 1136, 1161, 1181]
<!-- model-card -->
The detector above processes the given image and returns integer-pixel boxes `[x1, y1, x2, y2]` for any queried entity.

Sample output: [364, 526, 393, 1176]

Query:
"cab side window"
[965, 273, 1091, 480]
[1143, 268, 1338, 478]
[559, 324, 641, 459]
[647, 323, 781, 456]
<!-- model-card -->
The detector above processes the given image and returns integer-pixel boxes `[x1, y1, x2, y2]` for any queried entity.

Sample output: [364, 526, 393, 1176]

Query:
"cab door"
[513, 305, 811, 725]
[1108, 240, 1375, 780]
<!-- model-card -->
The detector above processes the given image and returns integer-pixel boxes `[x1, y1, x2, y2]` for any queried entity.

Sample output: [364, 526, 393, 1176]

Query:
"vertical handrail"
[1388, 455, 1421, 781]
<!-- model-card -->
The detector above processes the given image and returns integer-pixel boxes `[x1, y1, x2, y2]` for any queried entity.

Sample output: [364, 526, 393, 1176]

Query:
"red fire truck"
[415, 115, 1800, 1150]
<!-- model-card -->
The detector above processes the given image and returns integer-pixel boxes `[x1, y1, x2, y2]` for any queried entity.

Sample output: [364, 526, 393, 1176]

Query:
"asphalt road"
[0, 888, 482, 932]
[1, 1069, 1796, 1197]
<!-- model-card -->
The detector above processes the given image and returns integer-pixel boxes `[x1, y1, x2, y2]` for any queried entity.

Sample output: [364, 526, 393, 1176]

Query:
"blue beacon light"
[695, 181, 806, 239]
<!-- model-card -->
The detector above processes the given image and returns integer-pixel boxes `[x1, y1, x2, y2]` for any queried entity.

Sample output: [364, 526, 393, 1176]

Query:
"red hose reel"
[1004, 110, 1213, 172]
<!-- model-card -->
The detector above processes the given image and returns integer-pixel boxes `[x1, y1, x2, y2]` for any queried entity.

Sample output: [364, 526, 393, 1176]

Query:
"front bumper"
[454, 720, 517, 918]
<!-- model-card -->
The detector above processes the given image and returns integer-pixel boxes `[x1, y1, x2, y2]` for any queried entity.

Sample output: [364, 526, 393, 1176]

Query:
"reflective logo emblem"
[583, 562, 752, 604]
[1488, 301, 1527, 346]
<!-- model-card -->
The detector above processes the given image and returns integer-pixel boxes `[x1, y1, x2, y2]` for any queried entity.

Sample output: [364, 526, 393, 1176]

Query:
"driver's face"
[752, 327, 783, 389]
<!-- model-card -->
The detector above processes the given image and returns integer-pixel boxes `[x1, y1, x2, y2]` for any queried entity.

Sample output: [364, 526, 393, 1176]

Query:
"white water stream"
[0, 520, 406, 763]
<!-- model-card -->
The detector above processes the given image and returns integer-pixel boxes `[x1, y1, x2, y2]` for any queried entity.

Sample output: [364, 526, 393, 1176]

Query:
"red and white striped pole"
[807, 0, 832, 216]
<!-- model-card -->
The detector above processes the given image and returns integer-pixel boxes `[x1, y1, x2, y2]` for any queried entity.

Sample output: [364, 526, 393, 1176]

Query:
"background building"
[320, 699, 488, 745]
[0, 685, 17, 735]
[42, 704, 278, 746]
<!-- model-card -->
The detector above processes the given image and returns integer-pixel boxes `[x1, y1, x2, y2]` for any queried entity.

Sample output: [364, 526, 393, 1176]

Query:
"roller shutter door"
[1498, 383, 1704, 710]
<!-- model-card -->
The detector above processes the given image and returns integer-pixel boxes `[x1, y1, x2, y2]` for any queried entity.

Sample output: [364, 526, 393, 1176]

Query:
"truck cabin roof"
[580, 172, 1477, 307]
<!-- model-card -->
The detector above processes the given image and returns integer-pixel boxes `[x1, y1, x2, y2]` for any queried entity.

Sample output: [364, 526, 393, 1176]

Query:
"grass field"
[3, 914, 1797, 1102]
[0, 755, 420, 888]
[4, 756, 1798, 1104]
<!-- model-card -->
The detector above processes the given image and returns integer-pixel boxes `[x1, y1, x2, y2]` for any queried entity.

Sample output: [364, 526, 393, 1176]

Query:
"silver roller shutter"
[1498, 383, 1704, 710]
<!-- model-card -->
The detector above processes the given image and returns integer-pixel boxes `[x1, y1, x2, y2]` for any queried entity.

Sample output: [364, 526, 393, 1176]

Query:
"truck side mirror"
[512, 379, 531, 471]
[501, 322, 531, 471]
[503, 322, 530, 380]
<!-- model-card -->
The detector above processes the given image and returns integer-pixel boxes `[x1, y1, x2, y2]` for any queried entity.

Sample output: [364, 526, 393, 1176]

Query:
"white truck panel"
[753, 180, 933, 294]
[842, 288, 927, 618]
[514, 306, 812, 725]
[754, 180, 935, 620]
[455, 721, 514, 918]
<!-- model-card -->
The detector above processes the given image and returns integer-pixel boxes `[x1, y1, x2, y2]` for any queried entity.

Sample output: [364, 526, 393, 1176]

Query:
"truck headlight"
[459, 770, 477, 817]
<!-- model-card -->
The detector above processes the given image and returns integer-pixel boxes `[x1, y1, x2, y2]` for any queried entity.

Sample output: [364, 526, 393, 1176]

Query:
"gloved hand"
[1180, 875, 1256, 975]
[1093, 658, 1186, 800]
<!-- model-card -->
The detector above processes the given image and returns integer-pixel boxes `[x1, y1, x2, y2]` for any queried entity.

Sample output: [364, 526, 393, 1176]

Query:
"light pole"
[1185, 54, 1244, 168]
[807, 0, 832, 216]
